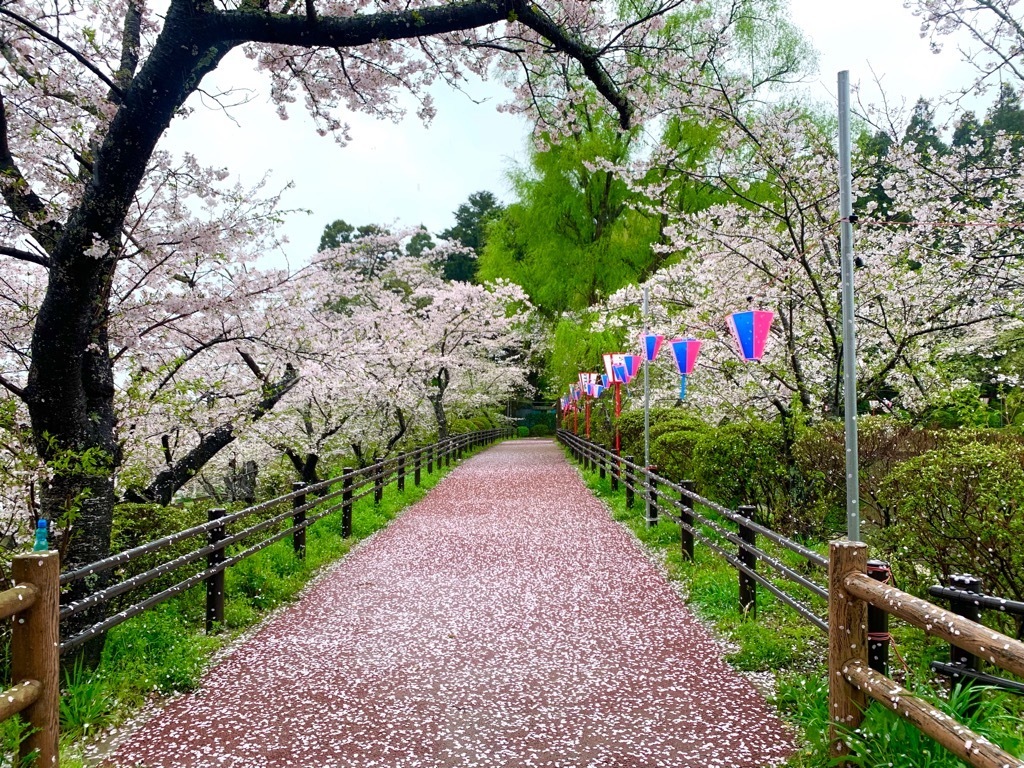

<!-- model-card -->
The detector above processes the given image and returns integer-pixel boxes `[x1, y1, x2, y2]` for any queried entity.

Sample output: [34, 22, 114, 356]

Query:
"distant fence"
[3, 429, 509, 768]
[557, 429, 1024, 768]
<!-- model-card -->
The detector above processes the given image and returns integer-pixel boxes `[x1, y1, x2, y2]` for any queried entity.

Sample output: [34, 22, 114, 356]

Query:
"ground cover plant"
[567, 444, 1024, 768]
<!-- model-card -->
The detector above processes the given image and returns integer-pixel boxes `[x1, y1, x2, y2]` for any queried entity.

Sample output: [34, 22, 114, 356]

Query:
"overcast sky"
[162, 1, 978, 267]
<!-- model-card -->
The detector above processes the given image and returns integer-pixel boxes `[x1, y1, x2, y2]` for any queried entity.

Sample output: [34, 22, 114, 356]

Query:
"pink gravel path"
[108, 439, 795, 768]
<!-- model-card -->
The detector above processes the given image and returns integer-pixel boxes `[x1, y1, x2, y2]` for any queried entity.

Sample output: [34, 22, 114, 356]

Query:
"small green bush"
[879, 440, 1024, 635]
[516, 425, 530, 437]
[529, 424, 551, 437]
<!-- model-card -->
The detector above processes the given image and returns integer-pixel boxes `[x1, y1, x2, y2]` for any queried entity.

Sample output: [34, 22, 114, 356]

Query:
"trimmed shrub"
[879, 440, 1024, 635]
[529, 424, 551, 437]
[690, 420, 787, 524]
[516, 425, 530, 438]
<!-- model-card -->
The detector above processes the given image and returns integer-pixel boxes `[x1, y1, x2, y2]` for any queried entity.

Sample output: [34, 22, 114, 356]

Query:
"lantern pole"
[643, 287, 651, 470]
[838, 70, 861, 542]
[585, 389, 591, 438]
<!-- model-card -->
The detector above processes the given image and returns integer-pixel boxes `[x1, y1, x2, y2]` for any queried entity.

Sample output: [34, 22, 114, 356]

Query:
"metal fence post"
[206, 507, 226, 632]
[866, 559, 891, 675]
[342, 468, 353, 538]
[292, 482, 307, 559]
[738, 505, 757, 618]
[646, 467, 659, 527]
[11, 551, 59, 767]
[680, 481, 695, 562]
[947, 573, 984, 714]
[624, 455, 635, 509]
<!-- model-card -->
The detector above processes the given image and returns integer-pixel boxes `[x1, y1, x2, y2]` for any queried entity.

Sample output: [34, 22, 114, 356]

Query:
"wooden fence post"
[445, 439, 451, 467]
[292, 482, 307, 559]
[206, 507, 226, 633]
[680, 481, 695, 562]
[374, 460, 384, 505]
[342, 468, 353, 538]
[414, 451, 422, 486]
[397, 453, 406, 492]
[624, 455, 635, 509]
[611, 448, 620, 492]
[11, 551, 59, 768]
[598, 447, 606, 480]
[828, 539, 869, 763]
[646, 468, 659, 528]
[738, 505, 757, 618]
[427, 445, 434, 474]
[866, 559, 891, 675]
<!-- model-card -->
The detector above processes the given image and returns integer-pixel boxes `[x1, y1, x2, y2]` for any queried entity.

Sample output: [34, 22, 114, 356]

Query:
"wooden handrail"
[844, 571, 1024, 679]
[843, 661, 1024, 768]
[0, 680, 41, 722]
[0, 583, 38, 621]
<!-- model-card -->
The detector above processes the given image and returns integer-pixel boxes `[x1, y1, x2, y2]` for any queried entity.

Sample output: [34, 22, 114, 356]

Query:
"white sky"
[162, 0, 978, 267]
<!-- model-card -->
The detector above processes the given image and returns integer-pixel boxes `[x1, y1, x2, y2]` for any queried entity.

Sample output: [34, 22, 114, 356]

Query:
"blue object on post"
[32, 519, 48, 552]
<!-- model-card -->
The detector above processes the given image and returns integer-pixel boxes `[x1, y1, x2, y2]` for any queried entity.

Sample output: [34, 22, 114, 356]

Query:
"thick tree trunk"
[428, 368, 450, 440]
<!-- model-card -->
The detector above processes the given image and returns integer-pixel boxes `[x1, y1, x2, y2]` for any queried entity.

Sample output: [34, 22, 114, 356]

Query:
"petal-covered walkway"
[109, 439, 794, 768]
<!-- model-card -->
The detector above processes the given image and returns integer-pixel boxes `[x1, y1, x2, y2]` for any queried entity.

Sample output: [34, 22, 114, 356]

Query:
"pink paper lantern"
[641, 334, 664, 362]
[727, 310, 774, 361]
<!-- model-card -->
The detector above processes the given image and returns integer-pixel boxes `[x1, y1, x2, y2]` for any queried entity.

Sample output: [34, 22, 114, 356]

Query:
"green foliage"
[840, 684, 1024, 768]
[879, 439, 1024, 631]
[529, 424, 551, 437]
[516, 425, 530, 438]
[438, 191, 503, 282]
[477, 107, 662, 315]
[690, 420, 787, 515]
[59, 658, 114, 739]
[792, 416, 941, 530]
[547, 317, 624, 397]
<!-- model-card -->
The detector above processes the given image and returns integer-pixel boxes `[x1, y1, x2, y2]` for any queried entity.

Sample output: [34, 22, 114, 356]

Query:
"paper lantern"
[668, 337, 702, 401]
[727, 310, 774, 361]
[623, 354, 642, 382]
[668, 338, 702, 375]
[641, 334, 664, 362]
[602, 353, 615, 381]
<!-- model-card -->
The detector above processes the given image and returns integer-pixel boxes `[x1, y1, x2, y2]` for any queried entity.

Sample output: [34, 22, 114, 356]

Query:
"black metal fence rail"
[59, 429, 511, 654]
[558, 429, 830, 634]
[928, 578, 1024, 696]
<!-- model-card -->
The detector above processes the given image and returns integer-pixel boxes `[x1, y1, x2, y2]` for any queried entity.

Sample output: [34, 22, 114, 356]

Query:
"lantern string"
[841, 216, 1024, 229]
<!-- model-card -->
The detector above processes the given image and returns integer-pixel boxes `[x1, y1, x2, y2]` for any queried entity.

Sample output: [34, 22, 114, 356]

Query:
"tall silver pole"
[838, 71, 861, 542]
[643, 286, 651, 470]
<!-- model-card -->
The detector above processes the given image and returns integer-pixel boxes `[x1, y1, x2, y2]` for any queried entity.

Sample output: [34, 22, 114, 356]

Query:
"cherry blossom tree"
[909, 0, 1024, 92]
[0, 0, 690, 580]
[598, 102, 1024, 421]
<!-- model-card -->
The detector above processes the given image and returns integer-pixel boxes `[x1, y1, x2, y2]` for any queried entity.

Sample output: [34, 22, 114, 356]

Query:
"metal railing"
[558, 429, 829, 631]
[60, 429, 511, 653]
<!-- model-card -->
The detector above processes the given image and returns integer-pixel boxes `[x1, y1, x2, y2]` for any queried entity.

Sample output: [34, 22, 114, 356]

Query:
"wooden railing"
[829, 541, 1024, 768]
[0, 551, 59, 767]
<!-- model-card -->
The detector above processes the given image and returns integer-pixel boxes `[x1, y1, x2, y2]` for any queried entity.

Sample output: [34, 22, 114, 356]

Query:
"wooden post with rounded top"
[828, 539, 868, 763]
[12, 551, 60, 768]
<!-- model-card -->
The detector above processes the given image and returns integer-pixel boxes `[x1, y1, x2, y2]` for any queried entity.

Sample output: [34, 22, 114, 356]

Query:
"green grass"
[4, 445, 492, 765]
[569, 448, 1024, 768]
